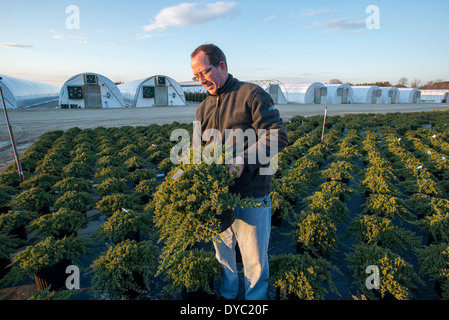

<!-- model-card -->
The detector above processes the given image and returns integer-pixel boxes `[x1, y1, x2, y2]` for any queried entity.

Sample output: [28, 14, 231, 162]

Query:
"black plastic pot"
[34, 259, 72, 291]
[124, 272, 146, 299]
[0, 257, 11, 279]
[10, 225, 27, 241]
[181, 278, 216, 300]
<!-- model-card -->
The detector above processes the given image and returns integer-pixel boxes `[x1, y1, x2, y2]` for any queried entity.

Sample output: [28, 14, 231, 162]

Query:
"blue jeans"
[213, 195, 271, 300]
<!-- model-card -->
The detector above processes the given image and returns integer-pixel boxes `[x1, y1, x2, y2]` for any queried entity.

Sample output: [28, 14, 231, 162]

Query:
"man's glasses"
[192, 65, 215, 82]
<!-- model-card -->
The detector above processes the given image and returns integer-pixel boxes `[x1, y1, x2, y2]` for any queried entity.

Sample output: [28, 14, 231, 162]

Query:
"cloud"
[52, 33, 88, 44]
[0, 43, 33, 49]
[315, 18, 366, 32]
[143, 1, 239, 32]
[301, 9, 332, 17]
[263, 15, 277, 23]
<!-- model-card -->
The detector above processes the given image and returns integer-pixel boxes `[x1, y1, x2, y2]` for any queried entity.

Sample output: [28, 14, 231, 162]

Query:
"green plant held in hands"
[153, 145, 265, 273]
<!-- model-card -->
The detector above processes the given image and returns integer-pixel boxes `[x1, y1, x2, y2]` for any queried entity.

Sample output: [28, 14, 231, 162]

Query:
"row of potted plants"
[345, 128, 425, 300]
[268, 124, 358, 300]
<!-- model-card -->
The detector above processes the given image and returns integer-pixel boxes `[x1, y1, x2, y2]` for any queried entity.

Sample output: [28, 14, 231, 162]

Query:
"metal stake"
[321, 105, 327, 142]
[0, 77, 24, 182]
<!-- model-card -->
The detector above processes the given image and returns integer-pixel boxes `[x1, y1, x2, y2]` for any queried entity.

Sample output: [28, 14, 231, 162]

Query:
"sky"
[1, 0, 448, 87]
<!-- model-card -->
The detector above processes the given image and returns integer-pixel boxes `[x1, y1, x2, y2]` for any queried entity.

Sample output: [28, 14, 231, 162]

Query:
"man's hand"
[228, 156, 245, 178]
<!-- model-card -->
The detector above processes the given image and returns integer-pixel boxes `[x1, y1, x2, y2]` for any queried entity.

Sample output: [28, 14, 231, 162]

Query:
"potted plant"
[346, 243, 422, 300]
[304, 191, 349, 224]
[152, 146, 264, 273]
[94, 209, 153, 244]
[90, 239, 159, 300]
[20, 173, 60, 192]
[29, 207, 88, 239]
[27, 286, 79, 300]
[9, 187, 54, 214]
[52, 177, 93, 194]
[0, 209, 40, 240]
[321, 160, 356, 183]
[363, 193, 410, 219]
[95, 177, 127, 197]
[96, 193, 140, 216]
[128, 169, 157, 185]
[290, 211, 337, 257]
[347, 214, 421, 254]
[134, 179, 160, 205]
[0, 233, 27, 281]
[416, 243, 449, 299]
[164, 248, 222, 300]
[0, 185, 17, 213]
[268, 253, 340, 300]
[53, 190, 95, 214]
[416, 210, 449, 244]
[9, 235, 92, 291]
[318, 180, 353, 202]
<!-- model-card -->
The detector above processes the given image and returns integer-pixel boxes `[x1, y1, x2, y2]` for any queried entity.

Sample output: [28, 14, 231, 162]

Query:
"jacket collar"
[213, 74, 236, 96]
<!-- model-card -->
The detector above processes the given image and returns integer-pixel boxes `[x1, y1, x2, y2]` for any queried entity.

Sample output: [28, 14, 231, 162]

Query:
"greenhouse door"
[371, 91, 377, 104]
[84, 85, 102, 108]
[154, 86, 168, 106]
[314, 88, 322, 104]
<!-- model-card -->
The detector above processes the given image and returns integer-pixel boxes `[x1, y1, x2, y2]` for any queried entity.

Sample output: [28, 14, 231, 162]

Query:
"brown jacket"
[195, 74, 288, 198]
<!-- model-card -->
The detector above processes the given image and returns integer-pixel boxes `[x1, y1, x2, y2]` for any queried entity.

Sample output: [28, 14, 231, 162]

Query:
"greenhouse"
[59, 73, 125, 109]
[118, 75, 186, 107]
[0, 74, 60, 109]
[398, 88, 422, 104]
[325, 83, 354, 104]
[420, 90, 449, 103]
[379, 87, 400, 104]
[351, 86, 382, 104]
[283, 82, 328, 104]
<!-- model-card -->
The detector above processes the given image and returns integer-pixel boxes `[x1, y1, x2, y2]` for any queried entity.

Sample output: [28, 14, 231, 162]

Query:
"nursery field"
[1, 108, 449, 302]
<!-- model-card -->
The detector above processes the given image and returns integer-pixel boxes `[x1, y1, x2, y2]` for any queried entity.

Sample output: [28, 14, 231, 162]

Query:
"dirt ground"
[1, 101, 448, 171]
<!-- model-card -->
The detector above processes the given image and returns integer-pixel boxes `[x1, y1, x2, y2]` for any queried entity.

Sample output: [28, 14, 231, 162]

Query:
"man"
[190, 44, 288, 300]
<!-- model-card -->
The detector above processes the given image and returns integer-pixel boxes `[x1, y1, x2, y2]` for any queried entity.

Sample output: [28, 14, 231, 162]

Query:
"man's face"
[191, 51, 227, 95]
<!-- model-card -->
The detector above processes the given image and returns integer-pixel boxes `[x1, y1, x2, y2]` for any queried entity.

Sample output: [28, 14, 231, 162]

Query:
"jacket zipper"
[215, 95, 220, 131]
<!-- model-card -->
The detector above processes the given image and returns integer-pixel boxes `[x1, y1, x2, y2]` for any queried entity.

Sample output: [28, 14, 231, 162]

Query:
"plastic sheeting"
[351, 86, 382, 104]
[0, 74, 60, 109]
[326, 84, 354, 104]
[398, 88, 422, 103]
[118, 75, 186, 107]
[379, 87, 400, 104]
[59, 73, 124, 108]
[420, 90, 449, 103]
[282, 82, 328, 104]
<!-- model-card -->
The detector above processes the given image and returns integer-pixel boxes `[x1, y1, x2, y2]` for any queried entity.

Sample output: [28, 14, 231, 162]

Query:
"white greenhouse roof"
[0, 74, 61, 109]
[351, 85, 381, 104]
[59, 72, 125, 108]
[420, 90, 449, 103]
[282, 82, 327, 104]
[398, 88, 422, 103]
[118, 75, 186, 107]
[325, 83, 354, 104]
